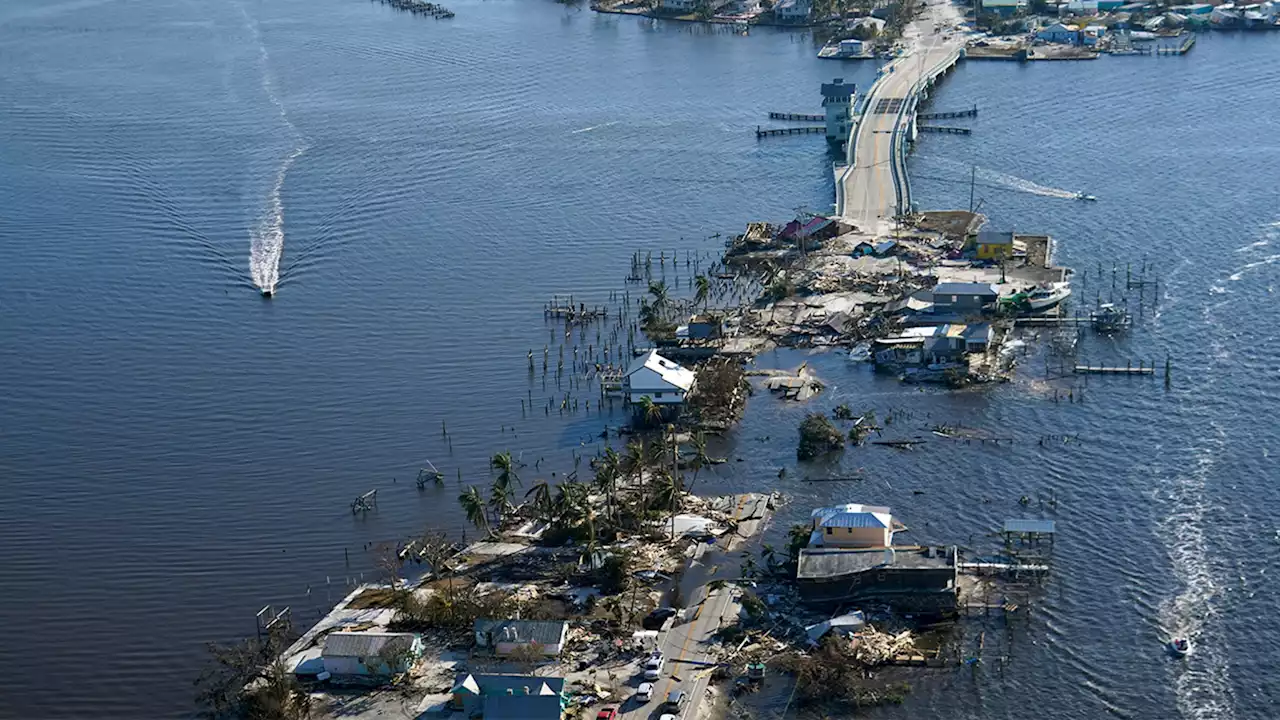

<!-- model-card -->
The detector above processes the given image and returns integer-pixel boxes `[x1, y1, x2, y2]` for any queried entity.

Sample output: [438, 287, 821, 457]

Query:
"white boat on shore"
[1025, 282, 1071, 311]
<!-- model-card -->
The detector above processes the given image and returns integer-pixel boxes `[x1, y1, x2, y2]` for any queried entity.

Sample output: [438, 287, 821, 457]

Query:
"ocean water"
[0, 0, 1277, 715]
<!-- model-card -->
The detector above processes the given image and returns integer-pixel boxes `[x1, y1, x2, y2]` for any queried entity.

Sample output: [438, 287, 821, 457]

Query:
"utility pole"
[968, 165, 976, 212]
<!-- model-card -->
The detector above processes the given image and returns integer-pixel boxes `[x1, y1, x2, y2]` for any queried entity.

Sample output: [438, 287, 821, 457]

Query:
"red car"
[596, 708, 619, 720]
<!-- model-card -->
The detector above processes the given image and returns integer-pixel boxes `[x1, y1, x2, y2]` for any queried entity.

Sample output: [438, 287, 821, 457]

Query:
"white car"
[659, 715, 678, 720]
[637, 682, 655, 702]
[643, 655, 665, 680]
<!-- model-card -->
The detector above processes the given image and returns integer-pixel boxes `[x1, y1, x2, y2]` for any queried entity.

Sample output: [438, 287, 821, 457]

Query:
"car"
[643, 654, 665, 680]
[665, 690, 687, 711]
[637, 682, 655, 702]
[596, 708, 618, 720]
[659, 715, 678, 720]
[643, 607, 678, 630]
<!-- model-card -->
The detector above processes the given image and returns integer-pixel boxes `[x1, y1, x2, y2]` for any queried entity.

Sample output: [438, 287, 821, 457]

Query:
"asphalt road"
[618, 494, 771, 720]
[839, 0, 966, 231]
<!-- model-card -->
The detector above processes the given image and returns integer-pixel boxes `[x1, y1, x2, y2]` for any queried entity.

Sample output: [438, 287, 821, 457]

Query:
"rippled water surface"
[1, 0, 1278, 716]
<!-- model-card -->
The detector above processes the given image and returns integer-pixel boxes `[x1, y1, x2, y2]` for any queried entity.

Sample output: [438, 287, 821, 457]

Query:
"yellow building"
[971, 230, 1015, 260]
[809, 504, 894, 547]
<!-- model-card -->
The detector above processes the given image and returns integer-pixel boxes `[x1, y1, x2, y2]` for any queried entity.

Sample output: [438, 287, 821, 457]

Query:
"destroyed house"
[872, 325, 970, 367]
[796, 546, 958, 612]
[474, 619, 568, 657]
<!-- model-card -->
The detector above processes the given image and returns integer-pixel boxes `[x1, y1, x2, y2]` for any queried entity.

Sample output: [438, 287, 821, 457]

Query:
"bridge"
[835, 0, 966, 233]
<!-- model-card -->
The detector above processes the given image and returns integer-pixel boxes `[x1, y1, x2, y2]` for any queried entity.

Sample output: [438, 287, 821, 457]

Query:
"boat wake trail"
[1156, 431, 1235, 719]
[571, 120, 619, 134]
[974, 166, 1079, 199]
[241, 3, 309, 295]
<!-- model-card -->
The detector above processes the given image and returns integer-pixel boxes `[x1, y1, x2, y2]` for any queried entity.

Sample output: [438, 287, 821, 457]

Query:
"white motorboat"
[1169, 637, 1191, 658]
[1075, 192, 1097, 202]
[1025, 282, 1072, 311]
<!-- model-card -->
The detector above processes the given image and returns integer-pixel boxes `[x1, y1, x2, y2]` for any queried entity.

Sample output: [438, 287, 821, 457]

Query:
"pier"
[756, 125, 826, 138]
[835, 0, 966, 231]
[917, 105, 978, 120]
[1157, 33, 1195, 55]
[918, 125, 971, 134]
[768, 112, 824, 121]
[1074, 364, 1155, 376]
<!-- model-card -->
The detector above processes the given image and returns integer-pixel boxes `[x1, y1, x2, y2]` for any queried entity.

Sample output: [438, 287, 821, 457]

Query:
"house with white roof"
[809, 503, 895, 548]
[623, 350, 695, 405]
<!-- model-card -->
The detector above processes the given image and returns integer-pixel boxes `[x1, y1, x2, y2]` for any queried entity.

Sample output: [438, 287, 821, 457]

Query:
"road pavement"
[838, 0, 967, 233]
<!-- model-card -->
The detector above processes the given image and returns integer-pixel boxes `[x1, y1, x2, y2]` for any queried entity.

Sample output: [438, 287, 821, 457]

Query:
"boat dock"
[768, 112, 823, 121]
[917, 105, 977, 120]
[756, 125, 825, 138]
[1073, 364, 1155, 376]
[918, 125, 971, 135]
[1157, 33, 1195, 55]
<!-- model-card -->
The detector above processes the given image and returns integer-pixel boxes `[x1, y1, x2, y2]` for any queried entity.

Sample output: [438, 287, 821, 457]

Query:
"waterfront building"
[980, 0, 1027, 16]
[320, 631, 424, 680]
[970, 230, 1017, 259]
[774, 0, 813, 21]
[820, 78, 855, 145]
[1037, 21, 1082, 43]
[930, 282, 1000, 314]
[809, 503, 895, 547]
[797, 545, 959, 610]
[623, 350, 695, 405]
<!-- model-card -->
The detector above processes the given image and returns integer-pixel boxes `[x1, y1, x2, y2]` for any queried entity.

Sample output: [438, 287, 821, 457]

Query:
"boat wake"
[974, 166, 1079, 199]
[571, 120, 619, 134]
[1227, 252, 1280, 282]
[242, 3, 309, 295]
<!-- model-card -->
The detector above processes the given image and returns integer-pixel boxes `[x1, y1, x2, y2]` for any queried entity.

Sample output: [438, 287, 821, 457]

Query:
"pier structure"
[834, 0, 966, 233]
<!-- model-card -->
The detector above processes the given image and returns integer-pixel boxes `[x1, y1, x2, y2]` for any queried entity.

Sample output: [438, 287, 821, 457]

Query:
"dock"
[917, 106, 977, 120]
[918, 125, 971, 135]
[756, 125, 825, 138]
[768, 112, 823, 122]
[1073, 364, 1154, 375]
[375, 0, 454, 17]
[1157, 33, 1195, 55]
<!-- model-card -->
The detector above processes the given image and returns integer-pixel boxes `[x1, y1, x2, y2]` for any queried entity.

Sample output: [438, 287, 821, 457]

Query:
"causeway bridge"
[835, 0, 966, 233]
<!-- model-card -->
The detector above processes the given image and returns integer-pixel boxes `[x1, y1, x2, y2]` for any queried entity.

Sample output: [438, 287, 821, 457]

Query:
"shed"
[930, 282, 999, 314]
[971, 230, 1016, 260]
[623, 350, 695, 405]
[322, 631, 423, 679]
[474, 619, 569, 657]
[962, 323, 994, 351]
[809, 503, 894, 547]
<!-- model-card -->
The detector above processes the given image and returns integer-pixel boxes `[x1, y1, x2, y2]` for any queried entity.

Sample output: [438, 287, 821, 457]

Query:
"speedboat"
[1025, 282, 1072, 311]
[1075, 192, 1097, 202]
[1169, 637, 1191, 658]
[260, 287, 274, 298]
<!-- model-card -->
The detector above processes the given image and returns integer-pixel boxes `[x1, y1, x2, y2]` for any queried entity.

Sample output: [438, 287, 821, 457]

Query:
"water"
[0, 0, 1277, 715]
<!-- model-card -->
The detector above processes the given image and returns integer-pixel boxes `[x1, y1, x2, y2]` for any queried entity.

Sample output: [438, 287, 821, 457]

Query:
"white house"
[623, 350, 695, 405]
[474, 619, 569, 657]
[809, 504, 895, 548]
[322, 631, 423, 679]
[775, 0, 812, 21]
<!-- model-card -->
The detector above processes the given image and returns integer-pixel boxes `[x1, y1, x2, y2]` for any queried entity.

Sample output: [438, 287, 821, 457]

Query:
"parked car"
[596, 708, 618, 720]
[643, 607, 678, 630]
[643, 653, 665, 681]
[637, 682, 655, 702]
[659, 715, 678, 720]
[665, 690, 687, 711]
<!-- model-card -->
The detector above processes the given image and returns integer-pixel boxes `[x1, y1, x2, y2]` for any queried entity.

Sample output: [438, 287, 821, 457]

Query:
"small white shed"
[321, 631, 423, 678]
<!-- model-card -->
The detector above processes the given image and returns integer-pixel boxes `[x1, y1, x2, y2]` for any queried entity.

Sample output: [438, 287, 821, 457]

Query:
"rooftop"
[811, 503, 892, 529]
[322, 631, 417, 659]
[933, 281, 999, 296]
[474, 618, 568, 647]
[797, 546, 952, 580]
[821, 78, 856, 100]
[625, 350, 695, 391]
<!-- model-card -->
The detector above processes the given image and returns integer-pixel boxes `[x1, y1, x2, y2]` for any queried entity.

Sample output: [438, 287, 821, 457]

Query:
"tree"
[373, 541, 404, 590]
[593, 447, 622, 526]
[490, 451, 521, 490]
[694, 274, 711, 311]
[648, 280, 670, 314]
[685, 432, 710, 493]
[635, 395, 665, 427]
[242, 660, 312, 720]
[797, 413, 844, 460]
[459, 486, 491, 536]
[195, 622, 307, 720]
[787, 523, 812, 564]
[525, 479, 555, 524]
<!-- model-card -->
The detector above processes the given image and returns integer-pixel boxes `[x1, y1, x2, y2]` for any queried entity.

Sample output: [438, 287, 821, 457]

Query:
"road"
[837, 0, 966, 233]
[618, 494, 772, 720]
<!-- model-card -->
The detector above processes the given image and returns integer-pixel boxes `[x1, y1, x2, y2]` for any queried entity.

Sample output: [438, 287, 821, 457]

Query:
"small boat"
[1091, 303, 1131, 333]
[1025, 282, 1072, 311]
[1075, 192, 1097, 202]
[260, 287, 274, 298]
[1169, 637, 1191, 658]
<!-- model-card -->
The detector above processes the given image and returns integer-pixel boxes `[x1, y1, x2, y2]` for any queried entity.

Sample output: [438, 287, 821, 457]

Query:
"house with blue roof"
[809, 503, 896, 548]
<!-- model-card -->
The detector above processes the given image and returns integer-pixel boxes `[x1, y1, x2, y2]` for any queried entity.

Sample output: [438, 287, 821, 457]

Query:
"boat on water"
[1091, 303, 1131, 333]
[261, 287, 274, 298]
[1075, 192, 1097, 202]
[1169, 637, 1191, 658]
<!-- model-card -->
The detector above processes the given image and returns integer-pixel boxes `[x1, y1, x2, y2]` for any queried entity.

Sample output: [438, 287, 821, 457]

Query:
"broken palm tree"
[797, 413, 844, 460]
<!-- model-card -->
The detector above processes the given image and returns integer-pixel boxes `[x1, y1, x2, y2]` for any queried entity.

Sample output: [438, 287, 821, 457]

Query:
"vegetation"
[195, 622, 310, 720]
[774, 639, 912, 707]
[797, 413, 845, 460]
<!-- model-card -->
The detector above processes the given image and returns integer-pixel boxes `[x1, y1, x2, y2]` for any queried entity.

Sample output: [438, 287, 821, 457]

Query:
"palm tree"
[635, 395, 664, 427]
[694, 274, 711, 311]
[685, 432, 711, 494]
[647, 280, 669, 311]
[593, 447, 622, 525]
[459, 487, 491, 536]
[786, 523, 812, 564]
[488, 483, 512, 527]
[490, 451, 521, 490]
[651, 469, 684, 539]
[525, 479, 554, 524]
